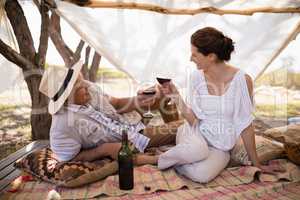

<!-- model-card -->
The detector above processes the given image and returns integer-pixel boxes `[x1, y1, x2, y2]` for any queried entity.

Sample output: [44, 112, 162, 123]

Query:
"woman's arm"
[242, 74, 286, 174]
[174, 94, 199, 126]
[241, 124, 261, 167]
[241, 74, 262, 167]
[161, 82, 199, 126]
[243, 74, 260, 165]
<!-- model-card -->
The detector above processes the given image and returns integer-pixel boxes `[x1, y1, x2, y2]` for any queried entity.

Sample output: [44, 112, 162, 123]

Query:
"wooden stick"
[64, 0, 300, 16]
[255, 20, 300, 81]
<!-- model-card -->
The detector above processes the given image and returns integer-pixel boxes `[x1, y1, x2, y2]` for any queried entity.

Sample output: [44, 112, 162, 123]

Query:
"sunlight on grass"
[255, 101, 300, 118]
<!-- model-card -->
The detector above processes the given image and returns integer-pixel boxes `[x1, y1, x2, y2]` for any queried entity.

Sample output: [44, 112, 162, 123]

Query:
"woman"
[157, 27, 283, 183]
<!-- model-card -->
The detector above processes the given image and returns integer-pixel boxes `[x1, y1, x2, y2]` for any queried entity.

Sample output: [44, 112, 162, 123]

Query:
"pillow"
[229, 135, 285, 167]
[284, 142, 300, 165]
[263, 124, 300, 165]
[14, 148, 118, 188]
[263, 124, 300, 144]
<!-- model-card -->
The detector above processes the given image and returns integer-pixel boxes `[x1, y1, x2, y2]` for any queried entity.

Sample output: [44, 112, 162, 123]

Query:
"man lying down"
[39, 61, 176, 166]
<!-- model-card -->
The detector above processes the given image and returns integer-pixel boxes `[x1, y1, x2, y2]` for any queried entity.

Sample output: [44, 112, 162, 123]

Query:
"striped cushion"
[14, 148, 118, 187]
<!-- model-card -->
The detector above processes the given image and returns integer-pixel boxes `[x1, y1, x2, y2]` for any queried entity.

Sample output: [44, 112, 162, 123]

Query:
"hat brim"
[48, 61, 83, 115]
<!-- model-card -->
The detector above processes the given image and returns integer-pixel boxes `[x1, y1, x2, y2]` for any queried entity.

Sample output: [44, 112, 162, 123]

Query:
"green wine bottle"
[118, 129, 134, 190]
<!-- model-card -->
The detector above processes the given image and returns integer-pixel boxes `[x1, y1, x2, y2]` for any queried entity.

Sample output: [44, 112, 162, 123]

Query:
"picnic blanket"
[101, 182, 300, 200]
[2, 159, 300, 199]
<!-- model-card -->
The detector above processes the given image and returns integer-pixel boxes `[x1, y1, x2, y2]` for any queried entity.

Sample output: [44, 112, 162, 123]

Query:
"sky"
[0, 1, 300, 94]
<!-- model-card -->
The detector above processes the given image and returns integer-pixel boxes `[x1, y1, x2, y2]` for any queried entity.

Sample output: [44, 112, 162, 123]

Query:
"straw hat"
[39, 61, 83, 114]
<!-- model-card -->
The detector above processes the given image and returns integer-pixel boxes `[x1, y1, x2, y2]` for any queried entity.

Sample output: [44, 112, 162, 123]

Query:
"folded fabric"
[229, 135, 285, 166]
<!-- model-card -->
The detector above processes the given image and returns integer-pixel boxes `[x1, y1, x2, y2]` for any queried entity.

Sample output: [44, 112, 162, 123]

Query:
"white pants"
[158, 122, 230, 183]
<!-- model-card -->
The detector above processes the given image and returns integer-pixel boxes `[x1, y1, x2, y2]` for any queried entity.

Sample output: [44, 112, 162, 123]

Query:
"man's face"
[69, 74, 91, 105]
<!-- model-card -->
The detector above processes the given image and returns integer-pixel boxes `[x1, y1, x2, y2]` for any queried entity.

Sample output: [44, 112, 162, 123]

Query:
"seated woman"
[157, 27, 282, 183]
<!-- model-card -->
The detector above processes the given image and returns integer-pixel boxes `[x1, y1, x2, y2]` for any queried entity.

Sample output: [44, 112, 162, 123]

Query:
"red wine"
[142, 90, 156, 95]
[118, 129, 134, 190]
[156, 77, 171, 84]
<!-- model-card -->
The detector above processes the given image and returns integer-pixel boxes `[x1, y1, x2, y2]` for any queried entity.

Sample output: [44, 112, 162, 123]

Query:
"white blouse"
[187, 69, 254, 151]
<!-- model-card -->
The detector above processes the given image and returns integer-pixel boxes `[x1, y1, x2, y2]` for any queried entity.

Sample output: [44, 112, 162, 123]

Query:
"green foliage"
[0, 104, 17, 111]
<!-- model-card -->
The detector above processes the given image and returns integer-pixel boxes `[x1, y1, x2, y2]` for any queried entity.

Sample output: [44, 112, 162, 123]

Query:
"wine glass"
[142, 88, 156, 125]
[156, 76, 173, 103]
[156, 77, 179, 122]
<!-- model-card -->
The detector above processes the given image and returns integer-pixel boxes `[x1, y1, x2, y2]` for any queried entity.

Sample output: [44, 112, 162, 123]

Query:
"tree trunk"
[2, 0, 99, 140]
[89, 52, 101, 82]
[3, 0, 51, 140]
[25, 74, 52, 140]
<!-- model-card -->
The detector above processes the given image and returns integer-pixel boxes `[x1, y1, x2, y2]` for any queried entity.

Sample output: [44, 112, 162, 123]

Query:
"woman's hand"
[159, 81, 179, 96]
[256, 164, 286, 175]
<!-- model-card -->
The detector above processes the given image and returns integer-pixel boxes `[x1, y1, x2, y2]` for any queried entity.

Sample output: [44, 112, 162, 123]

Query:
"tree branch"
[81, 46, 90, 80]
[37, 0, 50, 68]
[64, 0, 300, 16]
[0, 39, 34, 70]
[72, 39, 85, 65]
[89, 51, 101, 82]
[49, 12, 74, 67]
[5, 0, 36, 62]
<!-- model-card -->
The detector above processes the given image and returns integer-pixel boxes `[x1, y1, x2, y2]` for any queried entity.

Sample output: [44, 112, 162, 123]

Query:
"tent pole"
[255, 20, 300, 81]
[63, 0, 300, 16]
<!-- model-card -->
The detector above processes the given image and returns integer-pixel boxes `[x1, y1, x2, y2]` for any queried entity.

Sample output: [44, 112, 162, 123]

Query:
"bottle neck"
[121, 131, 128, 146]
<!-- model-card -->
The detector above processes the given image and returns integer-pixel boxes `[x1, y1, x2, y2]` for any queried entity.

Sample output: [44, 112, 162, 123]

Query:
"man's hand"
[136, 84, 162, 108]
[104, 143, 122, 160]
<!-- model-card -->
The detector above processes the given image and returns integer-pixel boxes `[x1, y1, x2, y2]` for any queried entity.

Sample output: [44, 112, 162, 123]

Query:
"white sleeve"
[50, 129, 81, 162]
[234, 73, 255, 137]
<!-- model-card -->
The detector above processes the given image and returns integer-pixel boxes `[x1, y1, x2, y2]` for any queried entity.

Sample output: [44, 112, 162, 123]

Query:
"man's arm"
[109, 96, 139, 114]
[109, 90, 161, 114]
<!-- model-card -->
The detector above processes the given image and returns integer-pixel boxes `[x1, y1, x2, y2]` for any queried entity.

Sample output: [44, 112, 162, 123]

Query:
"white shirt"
[50, 81, 137, 161]
[187, 69, 254, 151]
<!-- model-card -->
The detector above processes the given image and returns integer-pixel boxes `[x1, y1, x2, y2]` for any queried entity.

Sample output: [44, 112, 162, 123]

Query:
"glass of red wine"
[156, 77, 174, 104]
[156, 77, 171, 85]
[142, 88, 156, 121]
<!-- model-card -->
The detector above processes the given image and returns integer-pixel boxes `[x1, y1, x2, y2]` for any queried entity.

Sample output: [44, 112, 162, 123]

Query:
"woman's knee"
[177, 141, 209, 163]
[190, 136, 209, 159]
[177, 149, 230, 183]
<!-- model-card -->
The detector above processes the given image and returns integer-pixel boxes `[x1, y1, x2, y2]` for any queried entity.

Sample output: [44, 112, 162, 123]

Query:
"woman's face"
[190, 45, 211, 71]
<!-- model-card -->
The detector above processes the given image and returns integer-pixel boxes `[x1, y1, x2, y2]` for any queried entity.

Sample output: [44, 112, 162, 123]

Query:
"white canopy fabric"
[0, 9, 22, 93]
[55, 0, 300, 87]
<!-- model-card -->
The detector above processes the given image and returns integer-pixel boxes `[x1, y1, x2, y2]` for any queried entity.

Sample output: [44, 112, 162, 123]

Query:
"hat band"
[52, 69, 74, 102]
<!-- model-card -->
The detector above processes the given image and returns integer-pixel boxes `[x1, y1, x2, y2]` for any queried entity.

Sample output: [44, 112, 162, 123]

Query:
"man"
[39, 61, 178, 164]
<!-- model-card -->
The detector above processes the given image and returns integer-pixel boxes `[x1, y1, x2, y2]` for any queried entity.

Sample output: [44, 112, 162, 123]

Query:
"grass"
[255, 101, 300, 118]
[0, 104, 18, 111]
[0, 104, 31, 159]
[97, 68, 128, 79]
[255, 68, 300, 89]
